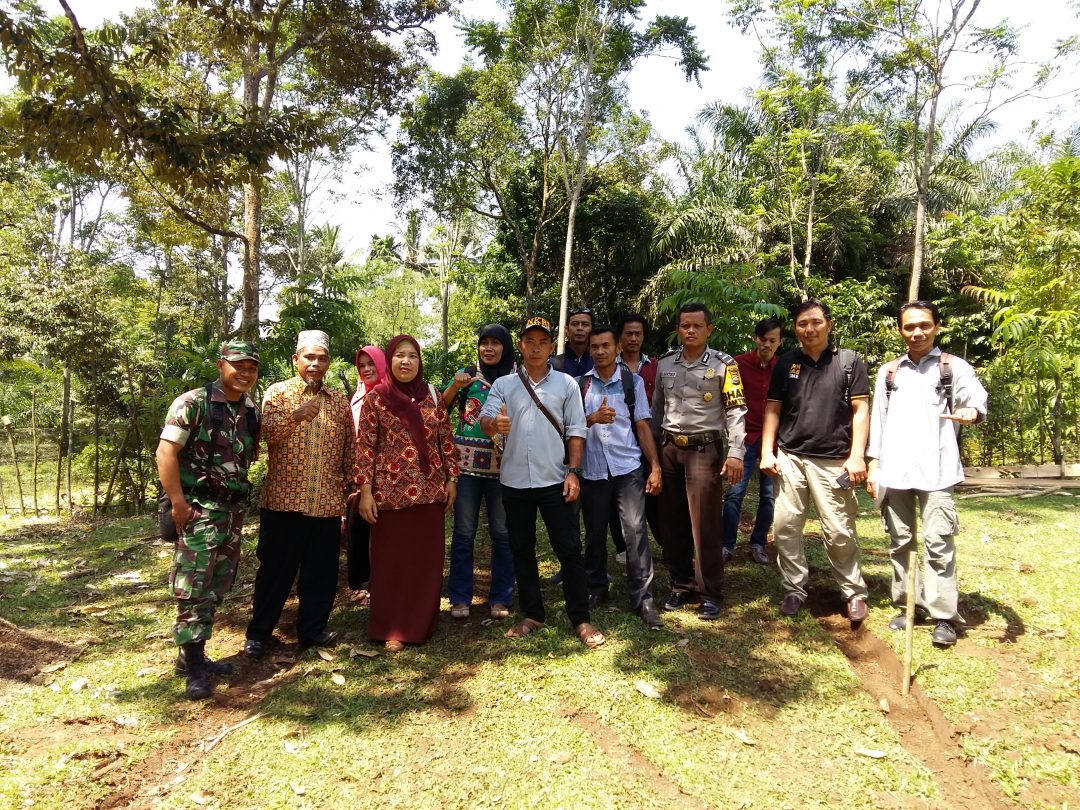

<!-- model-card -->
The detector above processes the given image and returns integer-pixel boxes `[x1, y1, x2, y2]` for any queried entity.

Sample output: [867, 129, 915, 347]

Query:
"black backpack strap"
[883, 357, 903, 403]
[838, 348, 856, 404]
[620, 368, 636, 416]
[578, 375, 591, 402]
[937, 352, 953, 413]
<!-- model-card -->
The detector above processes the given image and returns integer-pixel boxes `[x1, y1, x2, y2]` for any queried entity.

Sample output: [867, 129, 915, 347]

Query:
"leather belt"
[664, 430, 721, 448]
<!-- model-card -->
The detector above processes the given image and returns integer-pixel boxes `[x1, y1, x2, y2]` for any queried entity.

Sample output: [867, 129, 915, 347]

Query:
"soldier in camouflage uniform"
[156, 339, 260, 700]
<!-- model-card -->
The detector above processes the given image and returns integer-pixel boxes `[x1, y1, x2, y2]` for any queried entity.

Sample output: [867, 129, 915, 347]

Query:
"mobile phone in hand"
[834, 470, 851, 489]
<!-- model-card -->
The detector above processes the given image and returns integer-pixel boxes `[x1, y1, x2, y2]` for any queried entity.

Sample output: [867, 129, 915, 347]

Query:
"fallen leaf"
[70, 676, 89, 693]
[283, 741, 299, 754]
[190, 792, 212, 805]
[732, 729, 756, 746]
[548, 751, 573, 765]
[855, 747, 887, 759]
[674, 638, 690, 648]
[516, 691, 533, 703]
[135, 668, 157, 677]
[316, 649, 335, 662]
[291, 782, 306, 796]
[878, 698, 890, 714]
[22, 583, 37, 595]
[272, 655, 295, 665]
[331, 672, 346, 686]
[350, 648, 378, 658]
[39, 661, 68, 674]
[113, 715, 139, 728]
[635, 680, 662, 699]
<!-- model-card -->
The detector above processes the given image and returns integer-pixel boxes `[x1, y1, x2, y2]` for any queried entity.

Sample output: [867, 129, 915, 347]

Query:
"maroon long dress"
[355, 388, 459, 644]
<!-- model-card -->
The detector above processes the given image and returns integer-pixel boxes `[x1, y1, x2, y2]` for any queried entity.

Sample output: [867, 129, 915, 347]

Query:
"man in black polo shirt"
[760, 300, 870, 622]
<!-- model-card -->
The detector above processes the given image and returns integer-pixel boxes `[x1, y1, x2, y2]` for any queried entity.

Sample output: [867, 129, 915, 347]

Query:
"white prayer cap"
[296, 330, 330, 352]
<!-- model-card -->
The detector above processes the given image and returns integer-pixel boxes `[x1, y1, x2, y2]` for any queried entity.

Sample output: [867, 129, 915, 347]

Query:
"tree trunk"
[1052, 373, 1063, 467]
[803, 179, 816, 288]
[3, 420, 24, 515]
[55, 363, 70, 515]
[31, 388, 39, 516]
[66, 394, 73, 511]
[908, 83, 941, 302]
[93, 402, 101, 515]
[241, 178, 262, 338]
[557, 192, 580, 349]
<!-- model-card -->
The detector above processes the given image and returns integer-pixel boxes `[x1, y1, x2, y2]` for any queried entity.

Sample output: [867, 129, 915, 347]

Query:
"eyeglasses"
[569, 307, 593, 317]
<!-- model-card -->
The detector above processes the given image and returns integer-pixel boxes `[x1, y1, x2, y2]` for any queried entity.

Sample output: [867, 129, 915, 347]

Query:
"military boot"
[180, 642, 213, 700]
[176, 640, 233, 677]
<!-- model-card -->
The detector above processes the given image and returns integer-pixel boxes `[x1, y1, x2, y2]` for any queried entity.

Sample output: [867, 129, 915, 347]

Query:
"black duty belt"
[663, 430, 721, 448]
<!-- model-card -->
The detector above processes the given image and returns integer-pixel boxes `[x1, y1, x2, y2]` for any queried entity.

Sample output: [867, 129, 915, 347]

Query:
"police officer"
[650, 302, 747, 619]
[156, 339, 260, 700]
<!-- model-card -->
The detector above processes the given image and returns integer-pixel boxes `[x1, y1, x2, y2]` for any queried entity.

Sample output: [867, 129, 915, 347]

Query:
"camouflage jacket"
[160, 381, 259, 506]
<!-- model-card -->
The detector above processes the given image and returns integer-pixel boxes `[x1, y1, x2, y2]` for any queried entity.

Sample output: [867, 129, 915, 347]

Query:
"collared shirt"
[551, 347, 594, 377]
[767, 346, 869, 459]
[580, 366, 651, 481]
[617, 352, 657, 405]
[650, 347, 748, 460]
[734, 350, 777, 446]
[260, 377, 356, 517]
[479, 368, 587, 489]
[868, 347, 987, 490]
[160, 381, 258, 507]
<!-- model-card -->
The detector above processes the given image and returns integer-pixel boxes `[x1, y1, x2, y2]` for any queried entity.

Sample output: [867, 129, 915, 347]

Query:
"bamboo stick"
[901, 549, 917, 697]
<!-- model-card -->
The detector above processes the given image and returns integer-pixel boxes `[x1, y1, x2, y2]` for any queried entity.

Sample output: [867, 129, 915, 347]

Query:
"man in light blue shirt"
[480, 316, 605, 649]
[579, 326, 664, 629]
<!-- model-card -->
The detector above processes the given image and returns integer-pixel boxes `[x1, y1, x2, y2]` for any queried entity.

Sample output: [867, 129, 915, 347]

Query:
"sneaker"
[749, 545, 770, 565]
[697, 600, 721, 620]
[662, 590, 696, 611]
[780, 594, 803, 617]
[932, 620, 957, 647]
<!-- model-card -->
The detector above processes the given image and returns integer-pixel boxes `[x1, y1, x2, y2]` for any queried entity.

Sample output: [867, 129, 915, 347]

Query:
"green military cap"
[219, 338, 260, 364]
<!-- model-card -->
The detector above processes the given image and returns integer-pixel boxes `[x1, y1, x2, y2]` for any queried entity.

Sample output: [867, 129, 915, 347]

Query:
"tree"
[851, 0, 1066, 300]
[1, 0, 448, 336]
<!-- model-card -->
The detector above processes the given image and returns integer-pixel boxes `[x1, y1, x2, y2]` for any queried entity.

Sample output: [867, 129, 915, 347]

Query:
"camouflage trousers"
[169, 502, 245, 646]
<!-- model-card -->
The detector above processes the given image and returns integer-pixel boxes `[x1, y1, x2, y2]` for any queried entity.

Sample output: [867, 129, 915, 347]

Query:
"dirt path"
[816, 612, 1009, 810]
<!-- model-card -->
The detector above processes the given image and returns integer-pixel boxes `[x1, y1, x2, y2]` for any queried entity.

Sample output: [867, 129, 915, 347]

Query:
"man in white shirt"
[867, 301, 987, 647]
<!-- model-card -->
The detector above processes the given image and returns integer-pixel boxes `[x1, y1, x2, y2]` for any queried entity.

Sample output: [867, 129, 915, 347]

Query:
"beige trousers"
[773, 450, 868, 601]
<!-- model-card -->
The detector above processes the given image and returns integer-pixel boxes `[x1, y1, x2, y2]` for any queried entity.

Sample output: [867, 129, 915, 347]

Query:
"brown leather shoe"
[780, 594, 803, 616]
[847, 596, 868, 623]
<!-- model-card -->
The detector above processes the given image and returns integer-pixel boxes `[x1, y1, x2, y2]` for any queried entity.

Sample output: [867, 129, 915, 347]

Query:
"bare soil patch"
[813, 605, 1008, 810]
[0, 617, 83, 683]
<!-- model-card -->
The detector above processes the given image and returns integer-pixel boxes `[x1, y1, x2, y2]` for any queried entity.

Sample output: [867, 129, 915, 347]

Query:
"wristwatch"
[566, 466, 584, 477]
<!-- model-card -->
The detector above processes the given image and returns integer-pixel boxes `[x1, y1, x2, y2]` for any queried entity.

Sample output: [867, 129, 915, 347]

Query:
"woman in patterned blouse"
[346, 345, 387, 605]
[355, 335, 460, 652]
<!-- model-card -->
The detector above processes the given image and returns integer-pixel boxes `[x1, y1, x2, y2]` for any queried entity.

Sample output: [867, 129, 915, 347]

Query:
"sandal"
[575, 622, 606, 649]
[505, 618, 545, 638]
[450, 604, 470, 620]
[349, 589, 370, 606]
[490, 603, 510, 619]
[385, 640, 404, 653]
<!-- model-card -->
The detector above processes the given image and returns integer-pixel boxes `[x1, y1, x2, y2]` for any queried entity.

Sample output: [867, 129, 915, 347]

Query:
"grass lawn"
[0, 489, 1077, 809]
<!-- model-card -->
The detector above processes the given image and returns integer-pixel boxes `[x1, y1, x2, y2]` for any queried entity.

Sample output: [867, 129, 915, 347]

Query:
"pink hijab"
[350, 345, 387, 431]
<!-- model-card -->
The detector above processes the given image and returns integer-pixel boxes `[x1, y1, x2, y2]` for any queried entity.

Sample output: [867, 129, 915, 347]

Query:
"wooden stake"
[901, 548, 917, 697]
[31, 388, 39, 516]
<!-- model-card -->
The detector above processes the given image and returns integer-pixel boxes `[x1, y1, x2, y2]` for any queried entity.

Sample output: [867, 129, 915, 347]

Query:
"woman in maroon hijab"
[355, 335, 459, 651]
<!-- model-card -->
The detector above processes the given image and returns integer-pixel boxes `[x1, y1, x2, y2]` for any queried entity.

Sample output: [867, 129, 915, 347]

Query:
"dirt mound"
[0, 617, 83, 682]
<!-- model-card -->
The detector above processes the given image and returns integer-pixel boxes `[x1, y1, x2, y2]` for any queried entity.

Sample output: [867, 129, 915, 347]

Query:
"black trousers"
[501, 483, 591, 627]
[246, 509, 340, 644]
[347, 514, 371, 590]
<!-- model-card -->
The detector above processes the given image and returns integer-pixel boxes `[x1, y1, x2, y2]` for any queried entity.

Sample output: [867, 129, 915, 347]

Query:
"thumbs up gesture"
[495, 402, 512, 434]
[593, 395, 616, 425]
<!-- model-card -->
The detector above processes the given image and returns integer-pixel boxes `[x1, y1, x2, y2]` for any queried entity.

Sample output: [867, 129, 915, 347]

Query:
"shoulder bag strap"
[517, 367, 564, 440]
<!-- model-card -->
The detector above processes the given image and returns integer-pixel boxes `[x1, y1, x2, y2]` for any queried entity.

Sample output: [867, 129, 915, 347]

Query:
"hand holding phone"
[834, 470, 851, 489]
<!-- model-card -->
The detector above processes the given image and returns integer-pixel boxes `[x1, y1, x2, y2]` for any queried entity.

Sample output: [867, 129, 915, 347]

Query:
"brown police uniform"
[650, 347, 747, 602]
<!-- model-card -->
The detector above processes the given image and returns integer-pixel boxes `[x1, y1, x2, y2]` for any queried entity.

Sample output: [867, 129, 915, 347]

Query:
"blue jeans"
[722, 438, 774, 550]
[448, 473, 515, 606]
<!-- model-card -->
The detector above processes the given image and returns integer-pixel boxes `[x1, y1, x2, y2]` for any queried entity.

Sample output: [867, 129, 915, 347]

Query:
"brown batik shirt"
[260, 377, 356, 517]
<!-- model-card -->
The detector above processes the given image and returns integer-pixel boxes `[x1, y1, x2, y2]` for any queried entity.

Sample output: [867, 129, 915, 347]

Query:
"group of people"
[157, 300, 986, 702]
